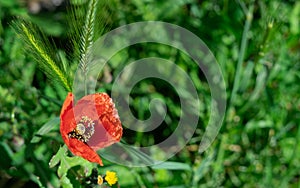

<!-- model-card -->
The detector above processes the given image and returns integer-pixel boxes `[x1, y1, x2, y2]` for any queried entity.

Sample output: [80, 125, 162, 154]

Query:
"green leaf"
[239, 61, 254, 92]
[49, 145, 93, 187]
[245, 120, 273, 131]
[58, 156, 93, 178]
[31, 117, 60, 143]
[49, 145, 68, 168]
[0, 142, 13, 169]
[30, 15, 65, 36]
[60, 175, 73, 188]
[50, 146, 93, 177]
[29, 173, 45, 188]
[192, 152, 214, 186]
[123, 143, 155, 166]
[152, 161, 191, 171]
[290, 1, 300, 34]
[249, 66, 267, 101]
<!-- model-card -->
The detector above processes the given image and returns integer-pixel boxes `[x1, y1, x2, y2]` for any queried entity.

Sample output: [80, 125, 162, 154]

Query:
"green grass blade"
[229, 4, 254, 107]
[30, 117, 60, 143]
[152, 161, 192, 171]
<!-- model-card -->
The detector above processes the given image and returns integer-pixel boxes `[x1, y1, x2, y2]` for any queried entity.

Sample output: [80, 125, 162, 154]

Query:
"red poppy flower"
[60, 93, 122, 166]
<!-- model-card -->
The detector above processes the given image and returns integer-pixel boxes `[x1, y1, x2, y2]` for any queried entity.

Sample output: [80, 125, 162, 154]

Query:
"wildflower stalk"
[20, 23, 71, 91]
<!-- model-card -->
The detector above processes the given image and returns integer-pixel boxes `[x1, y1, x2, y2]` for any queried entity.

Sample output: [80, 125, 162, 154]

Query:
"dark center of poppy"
[68, 116, 95, 143]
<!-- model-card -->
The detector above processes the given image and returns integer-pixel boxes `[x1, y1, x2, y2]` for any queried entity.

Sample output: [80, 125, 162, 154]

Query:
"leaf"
[29, 174, 45, 188]
[57, 156, 93, 178]
[290, 1, 300, 34]
[239, 61, 254, 92]
[249, 66, 267, 101]
[245, 120, 273, 131]
[58, 156, 93, 177]
[31, 117, 60, 143]
[0, 142, 13, 169]
[49, 145, 93, 187]
[30, 14, 65, 36]
[122, 143, 155, 166]
[49, 145, 68, 168]
[60, 175, 73, 188]
[152, 161, 191, 171]
[192, 151, 214, 186]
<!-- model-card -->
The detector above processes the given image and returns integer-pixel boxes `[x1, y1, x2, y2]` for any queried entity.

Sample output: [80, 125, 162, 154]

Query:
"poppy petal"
[88, 93, 122, 150]
[68, 138, 103, 165]
[59, 92, 122, 166]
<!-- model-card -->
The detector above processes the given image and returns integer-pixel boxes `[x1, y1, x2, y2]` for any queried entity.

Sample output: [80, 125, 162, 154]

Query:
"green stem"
[229, 5, 254, 107]
[84, 76, 87, 96]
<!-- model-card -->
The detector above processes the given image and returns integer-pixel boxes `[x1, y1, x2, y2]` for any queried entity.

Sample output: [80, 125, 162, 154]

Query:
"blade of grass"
[229, 4, 254, 107]
[31, 117, 60, 143]
[151, 161, 191, 171]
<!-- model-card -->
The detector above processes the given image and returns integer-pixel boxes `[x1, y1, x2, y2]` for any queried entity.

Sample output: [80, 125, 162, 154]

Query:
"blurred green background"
[1, 0, 300, 187]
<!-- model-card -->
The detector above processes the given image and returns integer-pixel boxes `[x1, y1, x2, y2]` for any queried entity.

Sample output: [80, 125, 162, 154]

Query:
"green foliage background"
[0, 0, 300, 187]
